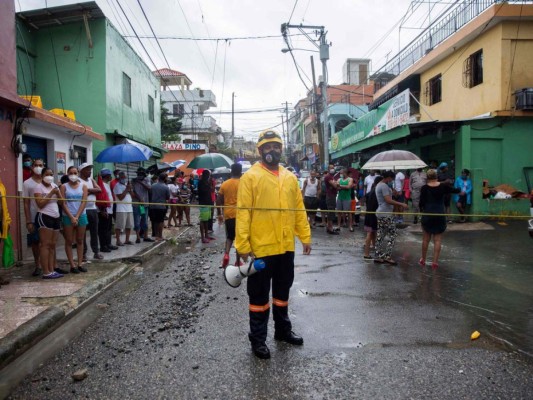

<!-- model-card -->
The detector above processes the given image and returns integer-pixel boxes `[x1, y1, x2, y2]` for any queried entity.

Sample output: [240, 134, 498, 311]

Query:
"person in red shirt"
[22, 153, 33, 182]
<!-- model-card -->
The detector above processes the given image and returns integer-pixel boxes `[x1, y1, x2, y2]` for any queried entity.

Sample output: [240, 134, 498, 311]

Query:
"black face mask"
[261, 150, 281, 166]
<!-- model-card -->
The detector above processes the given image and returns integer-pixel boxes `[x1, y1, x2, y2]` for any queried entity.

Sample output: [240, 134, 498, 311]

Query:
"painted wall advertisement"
[330, 89, 412, 152]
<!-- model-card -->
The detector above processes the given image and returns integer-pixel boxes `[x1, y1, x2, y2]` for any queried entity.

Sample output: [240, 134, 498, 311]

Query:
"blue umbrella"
[95, 143, 153, 163]
[169, 159, 186, 169]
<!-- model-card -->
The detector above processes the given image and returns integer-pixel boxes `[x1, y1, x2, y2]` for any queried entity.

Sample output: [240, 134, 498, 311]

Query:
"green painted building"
[16, 2, 163, 170]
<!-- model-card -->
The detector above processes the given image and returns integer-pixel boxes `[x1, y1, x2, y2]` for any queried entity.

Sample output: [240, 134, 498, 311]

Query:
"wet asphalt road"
[8, 220, 533, 399]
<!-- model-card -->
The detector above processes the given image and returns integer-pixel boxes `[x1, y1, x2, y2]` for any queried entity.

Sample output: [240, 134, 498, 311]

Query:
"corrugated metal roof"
[16, 1, 104, 30]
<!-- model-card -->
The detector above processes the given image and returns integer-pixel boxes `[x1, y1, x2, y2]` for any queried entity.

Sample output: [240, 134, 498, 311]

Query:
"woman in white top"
[60, 166, 89, 273]
[34, 167, 64, 279]
[166, 176, 179, 228]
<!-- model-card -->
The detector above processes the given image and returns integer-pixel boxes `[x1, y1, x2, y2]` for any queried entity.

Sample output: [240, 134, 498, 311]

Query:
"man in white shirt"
[79, 163, 104, 260]
[23, 158, 44, 276]
[363, 171, 378, 197]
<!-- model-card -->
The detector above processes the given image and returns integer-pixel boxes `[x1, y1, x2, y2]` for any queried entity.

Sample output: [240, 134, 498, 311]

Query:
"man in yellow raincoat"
[236, 130, 312, 359]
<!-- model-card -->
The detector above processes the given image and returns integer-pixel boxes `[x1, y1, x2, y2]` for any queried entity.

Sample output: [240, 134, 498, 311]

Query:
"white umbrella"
[361, 150, 427, 170]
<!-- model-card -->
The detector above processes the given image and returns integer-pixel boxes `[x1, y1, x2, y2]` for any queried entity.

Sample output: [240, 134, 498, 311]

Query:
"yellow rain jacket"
[0, 178, 12, 239]
[236, 163, 311, 258]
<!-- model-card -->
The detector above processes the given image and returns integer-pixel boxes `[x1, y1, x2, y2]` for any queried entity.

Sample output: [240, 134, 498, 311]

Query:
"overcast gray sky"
[17, 0, 452, 139]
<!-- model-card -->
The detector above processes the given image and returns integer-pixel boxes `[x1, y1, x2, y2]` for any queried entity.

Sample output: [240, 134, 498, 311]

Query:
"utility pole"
[320, 32, 330, 169]
[284, 101, 290, 163]
[281, 23, 330, 169]
[310, 55, 323, 169]
[231, 92, 235, 150]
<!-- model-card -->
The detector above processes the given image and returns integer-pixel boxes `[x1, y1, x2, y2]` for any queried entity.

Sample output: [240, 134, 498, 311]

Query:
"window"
[463, 49, 483, 88]
[172, 103, 184, 117]
[122, 73, 131, 107]
[148, 95, 154, 122]
[425, 74, 442, 105]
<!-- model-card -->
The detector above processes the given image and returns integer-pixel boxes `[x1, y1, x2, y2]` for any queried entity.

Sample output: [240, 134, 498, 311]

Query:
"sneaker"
[55, 267, 69, 275]
[143, 237, 155, 242]
[100, 247, 111, 253]
[109, 245, 119, 250]
[363, 255, 373, 261]
[77, 266, 88, 273]
[93, 253, 104, 260]
[32, 267, 42, 277]
[418, 258, 426, 267]
[221, 253, 230, 268]
[42, 271, 64, 279]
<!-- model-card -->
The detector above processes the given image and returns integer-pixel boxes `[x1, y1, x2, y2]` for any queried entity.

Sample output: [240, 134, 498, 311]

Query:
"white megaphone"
[224, 258, 266, 288]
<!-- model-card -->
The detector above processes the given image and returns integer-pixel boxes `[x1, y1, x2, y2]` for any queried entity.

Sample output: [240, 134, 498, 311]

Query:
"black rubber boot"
[249, 310, 270, 359]
[273, 305, 303, 345]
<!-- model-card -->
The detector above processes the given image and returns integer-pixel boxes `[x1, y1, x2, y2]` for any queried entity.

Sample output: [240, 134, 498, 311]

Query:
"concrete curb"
[0, 263, 135, 370]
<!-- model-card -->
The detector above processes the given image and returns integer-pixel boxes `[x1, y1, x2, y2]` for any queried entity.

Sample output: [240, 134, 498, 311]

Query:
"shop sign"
[163, 142, 206, 151]
[330, 89, 412, 152]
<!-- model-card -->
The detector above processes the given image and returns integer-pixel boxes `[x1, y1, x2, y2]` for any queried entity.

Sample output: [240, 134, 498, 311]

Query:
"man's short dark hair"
[382, 170, 395, 179]
[159, 172, 168, 182]
[231, 163, 242, 176]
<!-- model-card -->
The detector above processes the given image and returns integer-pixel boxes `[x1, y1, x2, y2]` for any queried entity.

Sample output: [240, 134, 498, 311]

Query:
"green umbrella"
[187, 153, 233, 170]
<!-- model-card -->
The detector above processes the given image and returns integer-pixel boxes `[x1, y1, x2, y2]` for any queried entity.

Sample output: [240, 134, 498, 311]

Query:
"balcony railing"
[375, 1, 533, 77]
[180, 115, 217, 132]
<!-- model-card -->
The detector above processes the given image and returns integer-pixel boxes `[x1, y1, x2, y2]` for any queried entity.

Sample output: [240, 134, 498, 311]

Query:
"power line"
[122, 33, 305, 41]
[287, 0, 299, 24]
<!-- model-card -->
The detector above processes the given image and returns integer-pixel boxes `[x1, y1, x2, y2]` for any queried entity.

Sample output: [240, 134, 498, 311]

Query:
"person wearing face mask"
[453, 169, 472, 223]
[113, 171, 134, 246]
[324, 164, 340, 234]
[60, 166, 89, 273]
[34, 168, 65, 279]
[235, 129, 312, 360]
[374, 171, 409, 265]
[22, 153, 33, 182]
[23, 158, 45, 276]
[301, 170, 321, 228]
[78, 163, 104, 261]
[132, 167, 153, 243]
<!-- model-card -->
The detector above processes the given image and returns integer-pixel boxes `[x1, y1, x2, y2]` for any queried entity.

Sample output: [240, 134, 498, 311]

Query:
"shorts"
[150, 208, 167, 224]
[36, 212, 61, 231]
[62, 213, 89, 227]
[326, 196, 337, 211]
[225, 218, 236, 241]
[457, 195, 467, 207]
[115, 212, 134, 230]
[304, 196, 318, 212]
[199, 207, 211, 222]
[319, 196, 327, 211]
[336, 199, 352, 211]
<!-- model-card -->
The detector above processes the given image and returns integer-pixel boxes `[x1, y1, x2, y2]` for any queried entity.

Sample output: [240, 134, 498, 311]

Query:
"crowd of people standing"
[22, 155, 202, 280]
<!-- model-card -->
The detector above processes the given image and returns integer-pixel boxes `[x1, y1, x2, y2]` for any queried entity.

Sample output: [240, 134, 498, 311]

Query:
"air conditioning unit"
[515, 88, 533, 110]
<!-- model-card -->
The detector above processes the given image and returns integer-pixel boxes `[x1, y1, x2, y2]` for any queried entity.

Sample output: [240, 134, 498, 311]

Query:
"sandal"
[124, 241, 134, 245]
[383, 257, 398, 266]
[374, 258, 385, 264]
[431, 262, 439, 269]
[116, 241, 124, 246]
[418, 258, 426, 267]
[349, 227, 354, 232]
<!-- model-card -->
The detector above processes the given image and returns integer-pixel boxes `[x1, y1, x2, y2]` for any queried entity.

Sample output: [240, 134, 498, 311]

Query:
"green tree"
[161, 100, 182, 142]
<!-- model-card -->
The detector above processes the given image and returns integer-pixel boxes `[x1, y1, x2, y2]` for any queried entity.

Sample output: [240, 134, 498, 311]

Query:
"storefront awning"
[331, 125, 410, 159]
